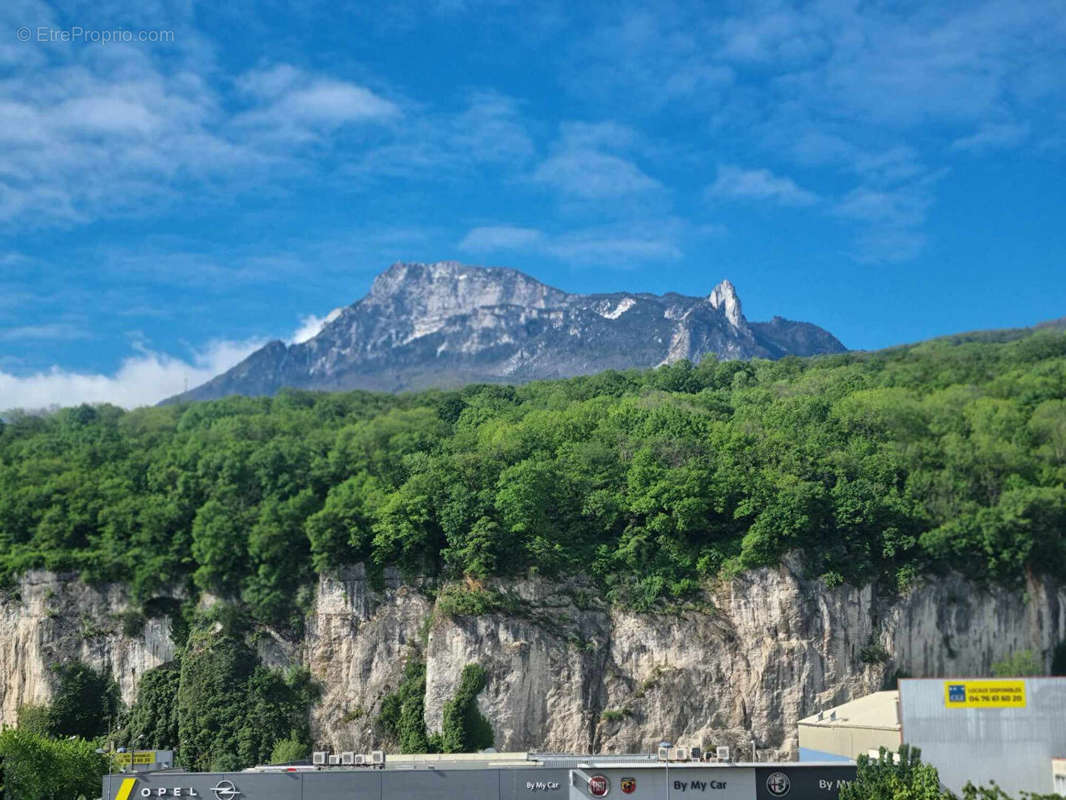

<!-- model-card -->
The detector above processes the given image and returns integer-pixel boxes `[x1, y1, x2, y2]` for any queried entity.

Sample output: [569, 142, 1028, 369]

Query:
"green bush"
[47, 661, 120, 739]
[991, 650, 1043, 677]
[377, 657, 433, 753]
[0, 728, 109, 800]
[175, 628, 318, 771]
[270, 735, 310, 764]
[126, 661, 181, 749]
[440, 664, 493, 753]
[839, 746, 942, 800]
[15, 704, 53, 736]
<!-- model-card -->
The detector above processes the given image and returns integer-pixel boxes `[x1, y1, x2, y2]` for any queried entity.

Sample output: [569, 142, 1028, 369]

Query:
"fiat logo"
[588, 774, 610, 797]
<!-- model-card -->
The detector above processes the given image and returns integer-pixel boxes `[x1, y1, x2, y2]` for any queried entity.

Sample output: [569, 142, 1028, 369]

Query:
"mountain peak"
[708, 279, 744, 327]
[163, 262, 845, 403]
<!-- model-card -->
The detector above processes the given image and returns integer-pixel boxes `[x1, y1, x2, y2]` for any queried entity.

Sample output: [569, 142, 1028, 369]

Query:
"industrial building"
[797, 677, 1066, 795]
[798, 690, 901, 762]
[102, 752, 856, 800]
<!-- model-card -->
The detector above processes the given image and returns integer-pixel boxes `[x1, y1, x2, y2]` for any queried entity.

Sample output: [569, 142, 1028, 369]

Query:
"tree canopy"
[1, 330, 1064, 622]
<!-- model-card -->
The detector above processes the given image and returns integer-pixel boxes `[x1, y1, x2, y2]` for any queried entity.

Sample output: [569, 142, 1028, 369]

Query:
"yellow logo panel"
[115, 778, 137, 800]
[944, 680, 1026, 708]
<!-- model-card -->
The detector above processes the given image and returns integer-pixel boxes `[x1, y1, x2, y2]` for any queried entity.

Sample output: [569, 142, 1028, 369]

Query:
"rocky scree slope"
[166, 261, 845, 402]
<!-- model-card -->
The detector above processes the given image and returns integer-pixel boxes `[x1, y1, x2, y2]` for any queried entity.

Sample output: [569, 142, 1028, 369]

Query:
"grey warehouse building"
[899, 677, 1066, 795]
[103, 757, 856, 800]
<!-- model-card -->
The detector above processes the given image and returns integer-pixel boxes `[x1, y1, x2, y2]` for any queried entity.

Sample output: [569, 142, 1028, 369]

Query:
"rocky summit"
[166, 261, 846, 402]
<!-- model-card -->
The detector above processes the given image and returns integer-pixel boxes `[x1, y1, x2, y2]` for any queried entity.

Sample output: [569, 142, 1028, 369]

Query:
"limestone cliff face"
[308, 560, 1066, 758]
[2, 562, 1063, 760]
[0, 570, 175, 725]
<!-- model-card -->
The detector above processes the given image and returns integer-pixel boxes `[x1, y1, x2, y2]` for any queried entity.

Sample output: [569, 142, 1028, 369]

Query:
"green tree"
[48, 661, 120, 739]
[176, 626, 318, 771]
[126, 661, 181, 749]
[269, 735, 309, 764]
[838, 745, 943, 800]
[0, 728, 110, 800]
[15, 704, 52, 736]
[991, 650, 1043, 677]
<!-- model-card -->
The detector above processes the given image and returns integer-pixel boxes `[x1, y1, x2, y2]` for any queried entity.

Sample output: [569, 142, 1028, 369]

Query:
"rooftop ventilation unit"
[354, 754, 365, 766]
[690, 746, 702, 761]
[371, 750, 385, 767]
[341, 752, 355, 765]
[328, 755, 341, 766]
[312, 752, 327, 766]
[657, 746, 670, 762]
[716, 746, 730, 762]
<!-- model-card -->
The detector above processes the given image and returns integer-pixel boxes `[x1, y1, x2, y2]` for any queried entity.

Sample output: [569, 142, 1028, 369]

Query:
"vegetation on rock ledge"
[0, 329, 1065, 624]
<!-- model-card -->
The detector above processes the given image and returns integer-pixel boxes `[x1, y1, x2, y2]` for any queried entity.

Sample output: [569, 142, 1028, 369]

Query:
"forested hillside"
[2, 329, 1065, 630]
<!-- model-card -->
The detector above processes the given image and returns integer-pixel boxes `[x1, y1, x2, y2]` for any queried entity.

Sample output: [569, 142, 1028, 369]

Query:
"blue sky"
[1, 0, 1064, 408]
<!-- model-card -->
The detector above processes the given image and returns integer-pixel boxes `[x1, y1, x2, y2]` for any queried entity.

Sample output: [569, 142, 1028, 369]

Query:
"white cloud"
[0, 338, 263, 411]
[547, 231, 681, 263]
[834, 186, 930, 227]
[951, 121, 1030, 154]
[458, 225, 545, 253]
[0, 323, 88, 342]
[234, 66, 399, 137]
[707, 165, 818, 206]
[0, 42, 401, 228]
[458, 222, 683, 265]
[532, 149, 661, 198]
[290, 307, 344, 344]
[0, 309, 355, 410]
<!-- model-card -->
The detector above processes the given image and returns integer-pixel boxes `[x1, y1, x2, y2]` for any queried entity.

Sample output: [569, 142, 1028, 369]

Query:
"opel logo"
[766, 772, 791, 797]
[211, 780, 240, 800]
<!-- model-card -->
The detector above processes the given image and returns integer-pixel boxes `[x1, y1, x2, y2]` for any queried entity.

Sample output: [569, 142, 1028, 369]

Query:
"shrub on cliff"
[126, 661, 181, 749]
[47, 661, 121, 739]
[440, 664, 493, 753]
[175, 627, 318, 770]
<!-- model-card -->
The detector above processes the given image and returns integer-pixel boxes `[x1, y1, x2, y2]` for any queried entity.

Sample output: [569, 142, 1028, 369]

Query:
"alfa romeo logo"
[211, 780, 240, 800]
[588, 774, 610, 797]
[766, 772, 791, 797]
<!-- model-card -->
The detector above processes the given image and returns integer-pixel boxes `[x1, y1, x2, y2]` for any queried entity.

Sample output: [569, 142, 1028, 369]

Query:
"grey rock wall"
[2, 560, 1063, 761]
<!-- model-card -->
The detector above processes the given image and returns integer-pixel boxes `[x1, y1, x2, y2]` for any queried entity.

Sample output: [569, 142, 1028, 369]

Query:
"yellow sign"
[944, 680, 1026, 708]
[114, 750, 156, 766]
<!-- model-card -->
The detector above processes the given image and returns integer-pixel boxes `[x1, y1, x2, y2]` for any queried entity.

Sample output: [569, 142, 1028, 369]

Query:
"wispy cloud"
[834, 174, 942, 263]
[459, 225, 545, 253]
[532, 150, 661, 199]
[707, 165, 818, 207]
[951, 121, 1030, 154]
[234, 64, 399, 142]
[459, 222, 682, 265]
[0, 323, 89, 342]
